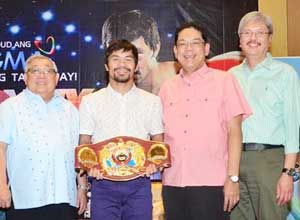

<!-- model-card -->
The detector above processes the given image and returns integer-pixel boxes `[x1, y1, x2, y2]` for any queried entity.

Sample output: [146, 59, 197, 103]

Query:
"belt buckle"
[244, 143, 264, 151]
[256, 144, 265, 151]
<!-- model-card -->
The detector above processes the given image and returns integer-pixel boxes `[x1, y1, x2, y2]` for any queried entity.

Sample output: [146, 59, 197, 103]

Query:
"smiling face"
[24, 57, 59, 102]
[239, 20, 272, 61]
[105, 49, 138, 85]
[174, 27, 210, 75]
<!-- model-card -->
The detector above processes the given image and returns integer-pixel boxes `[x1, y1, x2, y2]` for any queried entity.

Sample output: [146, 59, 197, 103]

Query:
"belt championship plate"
[75, 136, 171, 181]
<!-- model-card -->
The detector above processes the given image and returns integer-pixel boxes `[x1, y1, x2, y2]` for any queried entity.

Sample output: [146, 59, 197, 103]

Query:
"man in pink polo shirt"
[159, 22, 252, 220]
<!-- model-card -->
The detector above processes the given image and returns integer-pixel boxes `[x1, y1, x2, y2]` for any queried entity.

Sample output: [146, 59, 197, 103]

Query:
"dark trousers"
[6, 203, 76, 220]
[91, 178, 152, 220]
[163, 185, 230, 220]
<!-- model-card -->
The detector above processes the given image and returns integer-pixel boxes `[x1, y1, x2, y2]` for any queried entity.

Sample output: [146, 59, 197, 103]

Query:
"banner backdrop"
[0, 0, 258, 98]
[5, 1, 300, 220]
[0, 1, 258, 219]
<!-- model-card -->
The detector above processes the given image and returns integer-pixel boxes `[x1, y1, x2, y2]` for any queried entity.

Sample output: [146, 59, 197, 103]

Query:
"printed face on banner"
[239, 21, 272, 58]
[105, 49, 137, 84]
[24, 58, 59, 101]
[174, 27, 210, 74]
[131, 36, 159, 84]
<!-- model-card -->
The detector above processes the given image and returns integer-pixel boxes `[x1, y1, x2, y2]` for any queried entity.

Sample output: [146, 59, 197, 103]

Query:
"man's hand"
[0, 184, 11, 208]
[223, 179, 240, 212]
[276, 173, 293, 206]
[77, 187, 88, 215]
[88, 168, 103, 180]
[145, 164, 157, 177]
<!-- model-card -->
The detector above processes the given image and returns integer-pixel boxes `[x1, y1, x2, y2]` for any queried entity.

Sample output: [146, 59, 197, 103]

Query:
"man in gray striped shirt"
[230, 11, 300, 220]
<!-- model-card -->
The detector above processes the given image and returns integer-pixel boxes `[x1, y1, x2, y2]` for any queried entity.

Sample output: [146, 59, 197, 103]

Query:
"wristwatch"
[229, 175, 239, 183]
[78, 184, 89, 192]
[282, 168, 296, 176]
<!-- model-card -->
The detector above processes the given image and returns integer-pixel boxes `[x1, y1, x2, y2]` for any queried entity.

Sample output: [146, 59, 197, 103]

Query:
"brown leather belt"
[75, 136, 171, 181]
[242, 143, 284, 151]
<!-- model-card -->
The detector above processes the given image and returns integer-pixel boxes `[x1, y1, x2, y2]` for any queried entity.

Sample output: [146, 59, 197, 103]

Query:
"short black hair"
[104, 39, 138, 66]
[102, 10, 160, 52]
[174, 21, 208, 45]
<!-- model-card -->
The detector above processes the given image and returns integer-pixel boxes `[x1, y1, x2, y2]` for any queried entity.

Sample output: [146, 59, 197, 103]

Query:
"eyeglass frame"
[176, 39, 206, 49]
[239, 30, 270, 38]
[26, 67, 57, 76]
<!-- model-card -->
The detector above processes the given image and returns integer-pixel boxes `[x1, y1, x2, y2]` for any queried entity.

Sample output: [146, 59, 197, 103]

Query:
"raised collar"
[24, 88, 61, 105]
[179, 63, 210, 85]
[107, 83, 137, 98]
[242, 52, 274, 72]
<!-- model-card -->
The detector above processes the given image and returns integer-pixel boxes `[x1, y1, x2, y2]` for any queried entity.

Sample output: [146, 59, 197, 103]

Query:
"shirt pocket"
[162, 97, 181, 135]
[196, 93, 222, 121]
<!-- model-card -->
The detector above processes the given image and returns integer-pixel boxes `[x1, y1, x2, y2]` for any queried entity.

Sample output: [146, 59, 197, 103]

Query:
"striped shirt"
[230, 53, 300, 154]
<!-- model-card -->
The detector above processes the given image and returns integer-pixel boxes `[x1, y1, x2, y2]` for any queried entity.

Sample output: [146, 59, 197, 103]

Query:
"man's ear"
[268, 34, 273, 47]
[24, 73, 28, 86]
[152, 42, 161, 58]
[55, 73, 59, 85]
[204, 43, 210, 57]
[134, 65, 138, 73]
[173, 45, 178, 60]
[104, 64, 109, 72]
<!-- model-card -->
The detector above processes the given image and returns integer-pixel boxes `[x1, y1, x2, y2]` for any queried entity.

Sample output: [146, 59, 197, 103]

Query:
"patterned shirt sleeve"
[222, 73, 252, 123]
[149, 96, 164, 136]
[79, 96, 95, 135]
[0, 101, 15, 145]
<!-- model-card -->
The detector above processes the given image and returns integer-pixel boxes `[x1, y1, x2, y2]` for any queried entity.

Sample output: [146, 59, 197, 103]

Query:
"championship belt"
[75, 136, 171, 181]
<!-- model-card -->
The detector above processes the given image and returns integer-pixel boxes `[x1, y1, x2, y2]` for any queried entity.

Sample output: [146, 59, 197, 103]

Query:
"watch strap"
[282, 168, 296, 176]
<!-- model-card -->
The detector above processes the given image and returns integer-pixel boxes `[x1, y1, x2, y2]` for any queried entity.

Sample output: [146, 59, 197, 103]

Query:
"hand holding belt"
[75, 136, 171, 181]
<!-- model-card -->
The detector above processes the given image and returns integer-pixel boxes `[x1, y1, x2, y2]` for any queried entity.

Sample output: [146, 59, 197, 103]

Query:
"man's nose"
[249, 32, 259, 40]
[185, 42, 194, 50]
[118, 59, 127, 66]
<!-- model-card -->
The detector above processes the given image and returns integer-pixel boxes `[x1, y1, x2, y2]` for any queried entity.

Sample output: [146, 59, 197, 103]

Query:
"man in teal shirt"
[230, 11, 300, 220]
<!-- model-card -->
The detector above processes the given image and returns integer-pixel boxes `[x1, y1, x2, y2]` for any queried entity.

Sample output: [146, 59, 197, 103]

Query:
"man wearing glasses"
[0, 54, 87, 220]
[159, 22, 251, 220]
[230, 11, 300, 220]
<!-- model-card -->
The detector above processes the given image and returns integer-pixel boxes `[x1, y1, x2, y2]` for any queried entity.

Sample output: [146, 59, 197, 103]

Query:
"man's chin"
[114, 77, 130, 83]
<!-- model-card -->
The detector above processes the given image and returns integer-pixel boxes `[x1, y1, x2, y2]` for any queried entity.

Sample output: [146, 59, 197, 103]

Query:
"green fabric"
[230, 53, 300, 154]
[231, 149, 289, 220]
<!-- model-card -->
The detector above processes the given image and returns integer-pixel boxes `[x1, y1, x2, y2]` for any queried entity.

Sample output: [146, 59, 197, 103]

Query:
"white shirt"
[79, 84, 163, 143]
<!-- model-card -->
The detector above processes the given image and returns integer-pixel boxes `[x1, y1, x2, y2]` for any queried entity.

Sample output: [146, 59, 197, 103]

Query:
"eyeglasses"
[239, 30, 270, 38]
[176, 40, 205, 48]
[28, 67, 57, 75]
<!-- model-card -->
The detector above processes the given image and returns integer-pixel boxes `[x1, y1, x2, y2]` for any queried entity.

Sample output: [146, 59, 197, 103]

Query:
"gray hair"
[24, 54, 58, 73]
[238, 11, 273, 35]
